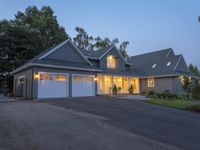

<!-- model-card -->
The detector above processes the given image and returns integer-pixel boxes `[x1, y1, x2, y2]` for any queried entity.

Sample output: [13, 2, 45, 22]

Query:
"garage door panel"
[72, 75, 95, 97]
[38, 73, 69, 99]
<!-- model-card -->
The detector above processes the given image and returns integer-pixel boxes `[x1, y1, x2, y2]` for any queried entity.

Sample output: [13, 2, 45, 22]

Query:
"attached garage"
[72, 75, 96, 97]
[38, 73, 69, 99]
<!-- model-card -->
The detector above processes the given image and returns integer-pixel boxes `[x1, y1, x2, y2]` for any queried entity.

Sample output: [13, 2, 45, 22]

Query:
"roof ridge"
[130, 48, 173, 58]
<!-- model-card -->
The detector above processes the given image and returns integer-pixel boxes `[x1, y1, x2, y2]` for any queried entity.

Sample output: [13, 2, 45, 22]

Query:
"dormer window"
[107, 55, 116, 68]
[166, 61, 171, 67]
[152, 64, 157, 68]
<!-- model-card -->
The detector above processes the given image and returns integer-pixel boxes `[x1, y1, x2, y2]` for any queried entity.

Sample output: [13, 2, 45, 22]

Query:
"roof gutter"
[10, 63, 102, 75]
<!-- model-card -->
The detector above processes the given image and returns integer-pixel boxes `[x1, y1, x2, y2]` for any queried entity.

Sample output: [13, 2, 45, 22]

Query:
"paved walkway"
[117, 95, 149, 101]
[0, 94, 18, 102]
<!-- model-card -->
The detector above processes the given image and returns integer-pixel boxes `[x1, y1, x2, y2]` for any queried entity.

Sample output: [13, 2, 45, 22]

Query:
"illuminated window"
[55, 75, 67, 81]
[39, 73, 53, 80]
[147, 78, 155, 87]
[73, 76, 94, 82]
[180, 76, 186, 85]
[152, 64, 156, 68]
[107, 55, 116, 68]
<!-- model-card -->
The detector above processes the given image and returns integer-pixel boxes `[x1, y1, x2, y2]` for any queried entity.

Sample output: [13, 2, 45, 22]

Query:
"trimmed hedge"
[148, 91, 179, 100]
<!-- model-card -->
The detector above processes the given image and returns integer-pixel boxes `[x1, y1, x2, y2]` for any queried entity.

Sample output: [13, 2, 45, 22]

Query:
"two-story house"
[11, 39, 198, 99]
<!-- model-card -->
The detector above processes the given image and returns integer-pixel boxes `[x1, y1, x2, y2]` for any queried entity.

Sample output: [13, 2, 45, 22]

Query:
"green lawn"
[146, 98, 200, 112]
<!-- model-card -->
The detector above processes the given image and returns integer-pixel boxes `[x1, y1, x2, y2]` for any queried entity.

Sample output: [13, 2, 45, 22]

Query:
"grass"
[146, 98, 200, 112]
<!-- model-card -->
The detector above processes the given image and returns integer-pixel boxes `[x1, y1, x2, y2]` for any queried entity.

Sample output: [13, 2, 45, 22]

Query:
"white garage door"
[38, 73, 69, 99]
[72, 75, 95, 97]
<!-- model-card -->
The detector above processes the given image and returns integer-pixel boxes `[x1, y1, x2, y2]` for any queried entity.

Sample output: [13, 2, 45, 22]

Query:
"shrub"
[112, 84, 118, 95]
[129, 84, 134, 94]
[118, 87, 122, 94]
[156, 93, 162, 98]
[157, 92, 179, 100]
[141, 91, 146, 95]
[192, 84, 200, 100]
[147, 90, 156, 96]
[187, 104, 200, 112]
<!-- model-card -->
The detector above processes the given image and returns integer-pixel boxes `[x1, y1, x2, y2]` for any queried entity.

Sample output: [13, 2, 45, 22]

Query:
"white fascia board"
[38, 39, 93, 66]
[31, 63, 102, 72]
[173, 55, 183, 71]
[99, 46, 115, 60]
[67, 39, 93, 66]
[166, 49, 172, 57]
[98, 45, 127, 64]
[10, 64, 30, 75]
[39, 39, 69, 60]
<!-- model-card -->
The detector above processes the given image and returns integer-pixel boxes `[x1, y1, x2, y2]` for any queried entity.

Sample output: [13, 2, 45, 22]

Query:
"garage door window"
[40, 74, 53, 80]
[73, 76, 93, 82]
[55, 75, 67, 81]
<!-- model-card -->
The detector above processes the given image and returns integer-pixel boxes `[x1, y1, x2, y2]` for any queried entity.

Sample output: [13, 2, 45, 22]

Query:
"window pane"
[55, 75, 67, 81]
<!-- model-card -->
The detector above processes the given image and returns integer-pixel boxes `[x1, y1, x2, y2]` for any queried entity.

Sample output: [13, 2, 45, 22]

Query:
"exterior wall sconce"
[34, 73, 39, 79]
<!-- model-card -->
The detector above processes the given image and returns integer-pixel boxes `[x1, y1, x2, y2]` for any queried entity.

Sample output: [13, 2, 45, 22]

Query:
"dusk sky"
[1, 0, 200, 67]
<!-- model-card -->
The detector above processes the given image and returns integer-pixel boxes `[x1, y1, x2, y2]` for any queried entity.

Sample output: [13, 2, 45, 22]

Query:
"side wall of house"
[13, 68, 33, 99]
[140, 76, 184, 94]
[32, 67, 98, 99]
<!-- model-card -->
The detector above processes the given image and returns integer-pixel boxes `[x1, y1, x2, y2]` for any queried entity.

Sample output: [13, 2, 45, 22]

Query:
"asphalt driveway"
[0, 97, 200, 150]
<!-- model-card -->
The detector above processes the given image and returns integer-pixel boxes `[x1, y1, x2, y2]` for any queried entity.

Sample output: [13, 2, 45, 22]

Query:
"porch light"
[34, 73, 39, 79]
[94, 77, 97, 81]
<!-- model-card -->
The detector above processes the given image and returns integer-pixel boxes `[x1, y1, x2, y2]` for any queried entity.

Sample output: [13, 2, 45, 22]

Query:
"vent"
[166, 61, 171, 67]
[152, 64, 157, 68]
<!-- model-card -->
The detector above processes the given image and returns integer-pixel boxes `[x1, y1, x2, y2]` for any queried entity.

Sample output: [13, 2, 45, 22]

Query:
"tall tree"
[73, 27, 93, 50]
[189, 64, 200, 76]
[0, 6, 68, 94]
[119, 41, 129, 59]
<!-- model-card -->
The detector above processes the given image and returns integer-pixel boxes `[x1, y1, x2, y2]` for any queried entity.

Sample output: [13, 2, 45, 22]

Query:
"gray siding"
[47, 42, 88, 64]
[140, 77, 184, 94]
[13, 68, 33, 99]
[174, 77, 185, 94]
[99, 47, 126, 70]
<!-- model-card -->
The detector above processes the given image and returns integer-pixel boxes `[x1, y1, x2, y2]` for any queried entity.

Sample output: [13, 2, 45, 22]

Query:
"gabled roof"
[11, 39, 101, 74]
[128, 48, 194, 77]
[80, 46, 131, 65]
[26, 39, 92, 66]
[80, 46, 114, 59]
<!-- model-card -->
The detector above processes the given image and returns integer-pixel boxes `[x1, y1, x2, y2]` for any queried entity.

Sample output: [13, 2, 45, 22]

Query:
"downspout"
[31, 67, 33, 100]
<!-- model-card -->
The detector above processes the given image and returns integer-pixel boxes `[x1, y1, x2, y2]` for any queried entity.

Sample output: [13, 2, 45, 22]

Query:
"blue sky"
[1, 0, 200, 67]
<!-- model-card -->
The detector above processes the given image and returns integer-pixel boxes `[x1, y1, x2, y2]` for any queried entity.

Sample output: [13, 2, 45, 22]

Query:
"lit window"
[73, 76, 94, 82]
[152, 64, 156, 68]
[180, 76, 184, 85]
[147, 78, 155, 87]
[107, 55, 116, 68]
[55, 75, 67, 81]
[39, 73, 53, 80]
[166, 61, 171, 67]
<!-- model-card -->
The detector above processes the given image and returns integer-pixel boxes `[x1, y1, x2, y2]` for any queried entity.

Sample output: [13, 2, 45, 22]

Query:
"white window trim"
[107, 55, 116, 69]
[18, 75, 25, 83]
[147, 78, 155, 87]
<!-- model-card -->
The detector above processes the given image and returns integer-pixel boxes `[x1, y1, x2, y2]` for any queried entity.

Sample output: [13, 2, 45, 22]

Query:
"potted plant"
[118, 87, 122, 95]
[129, 84, 134, 94]
[112, 84, 118, 96]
